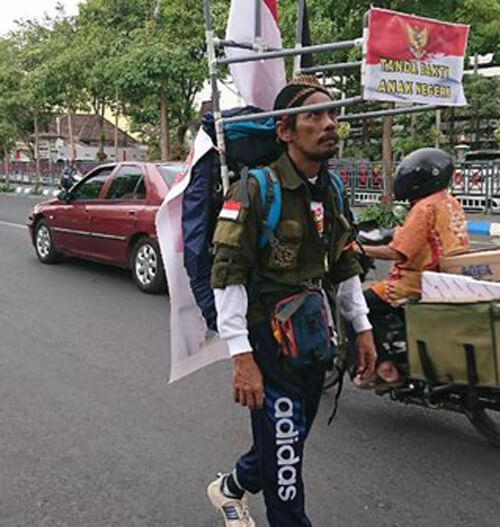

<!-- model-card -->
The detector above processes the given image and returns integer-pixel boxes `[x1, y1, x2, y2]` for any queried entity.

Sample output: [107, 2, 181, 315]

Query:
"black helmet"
[394, 148, 454, 201]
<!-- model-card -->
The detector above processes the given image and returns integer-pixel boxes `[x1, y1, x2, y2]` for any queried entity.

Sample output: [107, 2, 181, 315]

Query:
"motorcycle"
[325, 219, 500, 448]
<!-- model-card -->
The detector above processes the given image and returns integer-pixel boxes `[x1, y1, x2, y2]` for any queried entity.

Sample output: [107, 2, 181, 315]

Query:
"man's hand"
[232, 352, 264, 410]
[355, 330, 377, 380]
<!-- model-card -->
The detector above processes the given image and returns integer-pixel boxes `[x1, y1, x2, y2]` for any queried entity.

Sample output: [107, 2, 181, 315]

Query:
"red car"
[28, 162, 182, 294]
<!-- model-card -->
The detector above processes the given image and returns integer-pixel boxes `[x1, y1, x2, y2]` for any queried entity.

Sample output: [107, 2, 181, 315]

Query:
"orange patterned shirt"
[373, 191, 469, 304]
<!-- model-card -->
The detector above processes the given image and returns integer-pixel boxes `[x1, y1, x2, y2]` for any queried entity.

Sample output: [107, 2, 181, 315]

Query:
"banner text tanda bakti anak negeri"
[363, 8, 469, 106]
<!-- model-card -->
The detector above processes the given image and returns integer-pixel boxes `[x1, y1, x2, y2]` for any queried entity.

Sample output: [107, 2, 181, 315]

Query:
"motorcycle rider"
[59, 165, 78, 189]
[354, 148, 469, 385]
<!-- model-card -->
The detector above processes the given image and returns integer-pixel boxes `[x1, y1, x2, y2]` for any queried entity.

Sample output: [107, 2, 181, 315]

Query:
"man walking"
[208, 76, 377, 526]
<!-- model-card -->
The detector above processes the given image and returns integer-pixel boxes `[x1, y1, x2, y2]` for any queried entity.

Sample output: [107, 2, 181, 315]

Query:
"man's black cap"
[273, 75, 332, 111]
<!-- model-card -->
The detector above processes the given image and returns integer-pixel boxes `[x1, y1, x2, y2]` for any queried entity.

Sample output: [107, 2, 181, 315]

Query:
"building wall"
[13, 138, 148, 163]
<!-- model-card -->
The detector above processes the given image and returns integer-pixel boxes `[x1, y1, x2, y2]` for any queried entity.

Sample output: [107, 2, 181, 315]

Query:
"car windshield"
[158, 165, 182, 187]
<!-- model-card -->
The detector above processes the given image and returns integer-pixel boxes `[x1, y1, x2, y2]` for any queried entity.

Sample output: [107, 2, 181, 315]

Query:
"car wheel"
[35, 219, 60, 264]
[131, 236, 167, 294]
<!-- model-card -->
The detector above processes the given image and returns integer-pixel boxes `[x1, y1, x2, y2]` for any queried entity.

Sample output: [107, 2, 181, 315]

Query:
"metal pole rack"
[203, 0, 443, 194]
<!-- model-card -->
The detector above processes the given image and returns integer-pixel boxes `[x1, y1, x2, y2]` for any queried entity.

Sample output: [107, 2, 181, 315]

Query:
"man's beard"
[304, 147, 337, 162]
[303, 133, 339, 162]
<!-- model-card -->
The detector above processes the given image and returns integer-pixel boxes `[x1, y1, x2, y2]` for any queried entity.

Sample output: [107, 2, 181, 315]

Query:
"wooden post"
[382, 103, 394, 202]
[338, 75, 346, 159]
[449, 107, 455, 148]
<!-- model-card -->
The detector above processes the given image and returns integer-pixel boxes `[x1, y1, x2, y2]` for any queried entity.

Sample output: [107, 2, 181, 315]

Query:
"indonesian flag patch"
[219, 201, 242, 221]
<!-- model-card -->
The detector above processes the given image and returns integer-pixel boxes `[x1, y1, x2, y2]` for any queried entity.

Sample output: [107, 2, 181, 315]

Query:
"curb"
[467, 220, 500, 236]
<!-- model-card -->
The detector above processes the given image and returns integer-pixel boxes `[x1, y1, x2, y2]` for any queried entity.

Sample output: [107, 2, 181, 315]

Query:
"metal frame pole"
[214, 39, 280, 52]
[254, 0, 262, 47]
[361, 12, 369, 97]
[299, 61, 362, 74]
[294, 0, 305, 75]
[222, 96, 364, 124]
[340, 104, 441, 122]
[203, 0, 230, 194]
[217, 38, 363, 66]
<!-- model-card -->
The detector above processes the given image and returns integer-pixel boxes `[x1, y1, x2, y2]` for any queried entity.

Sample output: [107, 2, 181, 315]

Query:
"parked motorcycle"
[326, 219, 500, 448]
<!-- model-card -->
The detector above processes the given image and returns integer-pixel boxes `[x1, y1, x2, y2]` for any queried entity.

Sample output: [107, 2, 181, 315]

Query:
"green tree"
[457, 75, 500, 149]
[8, 18, 57, 188]
[37, 13, 88, 163]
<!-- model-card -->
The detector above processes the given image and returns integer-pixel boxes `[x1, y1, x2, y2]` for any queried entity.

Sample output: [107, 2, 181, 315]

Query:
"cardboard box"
[422, 271, 500, 302]
[440, 249, 500, 282]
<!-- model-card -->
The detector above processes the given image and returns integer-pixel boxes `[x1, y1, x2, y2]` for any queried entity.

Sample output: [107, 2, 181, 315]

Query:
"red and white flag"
[156, 129, 229, 383]
[363, 8, 469, 106]
[226, 0, 286, 110]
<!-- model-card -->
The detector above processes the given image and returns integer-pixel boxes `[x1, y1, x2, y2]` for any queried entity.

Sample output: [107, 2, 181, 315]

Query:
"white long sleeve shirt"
[214, 275, 372, 357]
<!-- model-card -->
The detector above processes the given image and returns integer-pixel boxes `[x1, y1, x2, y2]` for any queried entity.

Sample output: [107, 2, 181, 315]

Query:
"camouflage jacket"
[211, 153, 362, 324]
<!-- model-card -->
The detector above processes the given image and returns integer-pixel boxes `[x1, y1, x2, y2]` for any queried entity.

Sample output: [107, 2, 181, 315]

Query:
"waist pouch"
[270, 290, 335, 370]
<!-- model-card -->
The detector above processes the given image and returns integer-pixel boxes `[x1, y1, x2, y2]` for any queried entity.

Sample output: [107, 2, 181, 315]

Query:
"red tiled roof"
[39, 114, 139, 147]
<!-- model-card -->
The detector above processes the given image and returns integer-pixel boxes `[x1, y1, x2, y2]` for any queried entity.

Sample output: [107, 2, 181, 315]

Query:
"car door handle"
[128, 210, 136, 215]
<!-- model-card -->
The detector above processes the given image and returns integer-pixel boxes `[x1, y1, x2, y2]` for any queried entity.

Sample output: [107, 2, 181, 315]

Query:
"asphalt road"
[1, 194, 499, 527]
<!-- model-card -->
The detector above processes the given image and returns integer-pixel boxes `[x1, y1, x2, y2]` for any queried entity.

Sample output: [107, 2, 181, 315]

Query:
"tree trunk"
[410, 113, 417, 140]
[114, 100, 119, 162]
[382, 104, 394, 202]
[475, 117, 481, 150]
[160, 91, 170, 161]
[34, 113, 40, 192]
[449, 107, 455, 148]
[435, 109, 441, 149]
[473, 53, 480, 150]
[68, 110, 76, 163]
[98, 103, 106, 161]
[3, 146, 9, 188]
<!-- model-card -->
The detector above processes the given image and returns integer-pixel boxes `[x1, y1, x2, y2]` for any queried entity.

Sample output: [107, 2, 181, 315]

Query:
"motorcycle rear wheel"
[467, 409, 500, 448]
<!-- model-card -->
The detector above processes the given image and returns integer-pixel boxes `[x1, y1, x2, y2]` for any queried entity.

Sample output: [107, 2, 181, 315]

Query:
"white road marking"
[0, 220, 28, 230]
[469, 240, 493, 246]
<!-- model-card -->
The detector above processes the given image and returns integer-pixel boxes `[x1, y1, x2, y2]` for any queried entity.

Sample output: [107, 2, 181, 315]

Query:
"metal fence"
[2, 159, 499, 214]
[0, 161, 99, 188]
[328, 160, 500, 213]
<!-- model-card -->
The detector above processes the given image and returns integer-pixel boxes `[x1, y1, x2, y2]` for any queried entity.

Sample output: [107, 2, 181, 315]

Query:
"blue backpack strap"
[249, 168, 281, 248]
[328, 170, 345, 215]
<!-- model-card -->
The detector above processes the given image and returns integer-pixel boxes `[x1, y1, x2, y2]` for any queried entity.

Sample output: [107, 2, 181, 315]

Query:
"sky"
[0, 0, 82, 37]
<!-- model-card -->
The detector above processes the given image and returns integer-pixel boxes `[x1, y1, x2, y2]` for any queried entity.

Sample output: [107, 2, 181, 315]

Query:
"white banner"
[156, 129, 229, 383]
[363, 8, 469, 106]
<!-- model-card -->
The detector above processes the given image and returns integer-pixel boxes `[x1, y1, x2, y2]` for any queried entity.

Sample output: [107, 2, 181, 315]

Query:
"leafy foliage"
[357, 202, 408, 228]
[0, 0, 498, 163]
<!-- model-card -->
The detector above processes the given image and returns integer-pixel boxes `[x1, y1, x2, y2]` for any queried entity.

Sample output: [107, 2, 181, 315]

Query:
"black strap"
[417, 340, 437, 386]
[239, 167, 250, 208]
[327, 365, 345, 426]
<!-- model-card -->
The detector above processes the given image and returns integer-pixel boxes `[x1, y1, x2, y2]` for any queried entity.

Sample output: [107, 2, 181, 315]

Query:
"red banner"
[363, 8, 469, 106]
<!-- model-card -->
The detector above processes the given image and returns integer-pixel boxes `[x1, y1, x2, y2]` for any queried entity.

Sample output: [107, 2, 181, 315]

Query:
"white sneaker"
[207, 473, 256, 527]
